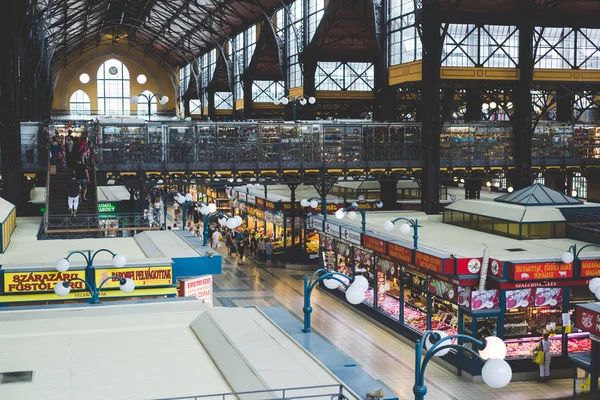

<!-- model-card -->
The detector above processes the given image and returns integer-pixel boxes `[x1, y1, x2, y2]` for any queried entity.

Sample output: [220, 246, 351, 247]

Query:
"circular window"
[109, 66, 119, 75]
[137, 74, 147, 84]
[79, 73, 90, 84]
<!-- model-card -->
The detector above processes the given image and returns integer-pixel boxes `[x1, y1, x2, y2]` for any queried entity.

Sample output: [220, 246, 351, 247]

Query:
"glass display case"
[505, 332, 591, 359]
[403, 271, 428, 332]
[304, 219, 319, 259]
[431, 296, 458, 336]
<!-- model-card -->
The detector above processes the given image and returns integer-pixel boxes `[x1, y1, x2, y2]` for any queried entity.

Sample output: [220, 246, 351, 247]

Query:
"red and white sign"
[363, 235, 386, 254]
[415, 251, 443, 273]
[510, 261, 573, 281]
[491, 278, 592, 290]
[387, 242, 412, 263]
[324, 221, 341, 237]
[576, 306, 600, 336]
[456, 258, 482, 275]
[341, 227, 361, 245]
[179, 275, 213, 306]
[247, 194, 256, 205]
[580, 260, 600, 278]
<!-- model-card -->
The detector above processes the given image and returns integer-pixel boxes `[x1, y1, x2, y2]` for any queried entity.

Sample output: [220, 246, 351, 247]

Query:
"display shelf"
[505, 332, 591, 359]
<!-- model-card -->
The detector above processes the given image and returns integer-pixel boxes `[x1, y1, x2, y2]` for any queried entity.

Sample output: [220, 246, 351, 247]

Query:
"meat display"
[505, 335, 592, 358]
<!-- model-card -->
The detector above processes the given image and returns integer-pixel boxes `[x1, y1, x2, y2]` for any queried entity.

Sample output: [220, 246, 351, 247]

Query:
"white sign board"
[179, 275, 213, 306]
[308, 216, 323, 231]
[324, 221, 341, 238]
[341, 227, 361, 245]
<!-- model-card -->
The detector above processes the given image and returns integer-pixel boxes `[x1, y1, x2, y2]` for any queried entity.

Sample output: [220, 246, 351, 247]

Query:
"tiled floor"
[212, 252, 573, 400]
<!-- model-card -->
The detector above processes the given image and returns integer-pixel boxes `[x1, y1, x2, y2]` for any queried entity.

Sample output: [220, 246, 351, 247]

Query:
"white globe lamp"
[345, 287, 365, 305]
[185, 193, 193, 202]
[425, 331, 451, 357]
[131, 96, 140, 104]
[208, 203, 217, 213]
[54, 281, 71, 297]
[300, 199, 309, 207]
[324, 278, 341, 290]
[479, 336, 507, 360]
[335, 209, 345, 219]
[55, 258, 70, 272]
[399, 223, 411, 235]
[234, 216, 243, 226]
[589, 277, 600, 293]
[310, 200, 319, 209]
[112, 254, 127, 268]
[159, 96, 169, 105]
[347, 211, 357, 220]
[383, 220, 394, 232]
[200, 205, 209, 215]
[308, 96, 316, 104]
[299, 97, 307, 106]
[273, 98, 281, 105]
[376, 201, 383, 208]
[481, 359, 512, 389]
[119, 278, 136, 293]
[281, 97, 289, 105]
[351, 275, 369, 291]
[561, 251, 574, 264]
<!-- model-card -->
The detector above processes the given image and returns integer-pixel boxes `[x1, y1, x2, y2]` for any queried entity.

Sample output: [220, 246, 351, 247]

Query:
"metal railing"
[42, 213, 159, 239]
[153, 384, 352, 400]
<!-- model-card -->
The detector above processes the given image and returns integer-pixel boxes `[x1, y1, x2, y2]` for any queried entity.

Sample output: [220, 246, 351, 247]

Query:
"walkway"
[212, 253, 573, 400]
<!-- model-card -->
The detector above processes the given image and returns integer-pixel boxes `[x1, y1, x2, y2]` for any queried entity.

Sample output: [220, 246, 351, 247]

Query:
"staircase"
[46, 166, 99, 238]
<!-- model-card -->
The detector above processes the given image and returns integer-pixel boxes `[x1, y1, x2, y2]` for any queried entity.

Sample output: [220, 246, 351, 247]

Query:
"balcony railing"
[153, 384, 356, 400]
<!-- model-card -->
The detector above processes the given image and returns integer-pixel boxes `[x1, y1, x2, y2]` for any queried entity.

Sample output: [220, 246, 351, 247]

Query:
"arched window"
[97, 59, 130, 115]
[69, 90, 91, 115]
[137, 90, 158, 117]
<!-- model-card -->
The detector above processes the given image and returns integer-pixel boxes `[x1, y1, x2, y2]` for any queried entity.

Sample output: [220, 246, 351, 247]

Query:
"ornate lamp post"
[334, 206, 368, 233]
[562, 244, 600, 300]
[303, 269, 369, 333]
[383, 217, 419, 249]
[274, 95, 316, 121]
[413, 331, 512, 399]
[131, 93, 169, 121]
[53, 249, 135, 304]
[300, 197, 329, 220]
[199, 203, 243, 246]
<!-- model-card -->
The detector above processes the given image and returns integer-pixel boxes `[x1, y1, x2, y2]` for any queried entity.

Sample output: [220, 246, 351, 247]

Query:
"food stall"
[571, 303, 600, 396]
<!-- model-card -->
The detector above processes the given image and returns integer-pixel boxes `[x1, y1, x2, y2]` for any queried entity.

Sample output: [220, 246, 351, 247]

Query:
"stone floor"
[212, 251, 574, 400]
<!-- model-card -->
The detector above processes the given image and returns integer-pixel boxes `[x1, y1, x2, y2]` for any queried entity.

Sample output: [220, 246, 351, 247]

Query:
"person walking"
[173, 200, 180, 223]
[265, 238, 274, 267]
[66, 171, 81, 217]
[74, 159, 89, 201]
[212, 228, 222, 249]
[237, 236, 246, 264]
[226, 230, 235, 257]
[538, 333, 552, 382]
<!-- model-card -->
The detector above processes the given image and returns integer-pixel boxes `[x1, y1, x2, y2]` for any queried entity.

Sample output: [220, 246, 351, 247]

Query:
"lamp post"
[53, 249, 135, 304]
[383, 217, 419, 249]
[303, 268, 369, 333]
[274, 95, 316, 121]
[334, 206, 368, 233]
[199, 204, 242, 246]
[300, 197, 329, 220]
[562, 244, 600, 300]
[131, 93, 169, 121]
[414, 331, 512, 399]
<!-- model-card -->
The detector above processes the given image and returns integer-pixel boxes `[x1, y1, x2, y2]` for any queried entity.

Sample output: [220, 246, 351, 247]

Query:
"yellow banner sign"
[0, 287, 178, 303]
[4, 271, 86, 293]
[95, 266, 173, 288]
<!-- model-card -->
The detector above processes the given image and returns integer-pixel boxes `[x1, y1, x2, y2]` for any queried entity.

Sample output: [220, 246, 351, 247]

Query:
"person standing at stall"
[265, 238, 274, 267]
[537, 333, 552, 382]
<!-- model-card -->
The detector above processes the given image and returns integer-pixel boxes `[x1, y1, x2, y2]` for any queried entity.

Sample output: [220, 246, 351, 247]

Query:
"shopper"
[258, 237, 266, 261]
[538, 333, 552, 382]
[172, 223, 180, 231]
[265, 238, 274, 267]
[66, 171, 81, 217]
[212, 228, 222, 249]
[173, 200, 180, 222]
[74, 159, 89, 201]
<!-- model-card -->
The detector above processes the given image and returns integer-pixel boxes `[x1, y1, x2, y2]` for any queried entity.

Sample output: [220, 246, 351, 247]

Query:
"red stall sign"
[580, 260, 600, 278]
[511, 262, 573, 281]
[456, 258, 483, 275]
[256, 197, 265, 208]
[415, 251, 443, 273]
[363, 235, 386, 254]
[387, 242, 412, 263]
[576, 305, 600, 336]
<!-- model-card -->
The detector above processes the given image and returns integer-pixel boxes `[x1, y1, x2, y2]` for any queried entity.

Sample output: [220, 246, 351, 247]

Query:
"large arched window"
[69, 90, 91, 115]
[137, 90, 158, 117]
[97, 59, 130, 115]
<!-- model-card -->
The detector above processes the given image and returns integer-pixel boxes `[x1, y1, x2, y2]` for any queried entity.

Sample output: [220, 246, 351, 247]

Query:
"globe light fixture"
[425, 330, 451, 357]
[323, 278, 341, 290]
[308, 96, 316, 105]
[561, 251, 575, 264]
[507, 186, 514, 193]
[208, 203, 217, 213]
[481, 359, 513, 389]
[479, 336, 508, 360]
[159, 95, 169, 105]
[335, 209, 345, 219]
[130, 95, 140, 104]
[112, 254, 127, 268]
[56, 258, 70, 272]
[185, 193, 193, 202]
[376, 201, 383, 208]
